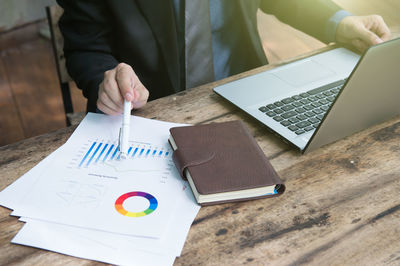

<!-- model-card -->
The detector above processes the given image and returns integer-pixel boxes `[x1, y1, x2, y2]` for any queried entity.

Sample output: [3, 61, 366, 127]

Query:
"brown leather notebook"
[169, 120, 285, 206]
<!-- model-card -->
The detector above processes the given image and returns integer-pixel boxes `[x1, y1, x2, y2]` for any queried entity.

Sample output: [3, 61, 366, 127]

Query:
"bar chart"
[77, 140, 171, 168]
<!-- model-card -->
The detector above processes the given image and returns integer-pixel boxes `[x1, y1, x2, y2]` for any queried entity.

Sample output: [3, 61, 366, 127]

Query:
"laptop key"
[288, 125, 299, 131]
[282, 98, 294, 104]
[299, 99, 310, 104]
[327, 96, 336, 102]
[304, 126, 314, 131]
[292, 101, 302, 107]
[304, 105, 314, 111]
[300, 92, 309, 98]
[307, 96, 318, 102]
[266, 111, 276, 117]
[274, 108, 284, 114]
[295, 107, 306, 113]
[305, 112, 314, 117]
[313, 108, 324, 114]
[281, 120, 291, 127]
[282, 105, 295, 111]
[296, 114, 308, 120]
[292, 95, 302, 100]
[315, 94, 325, 99]
[281, 111, 297, 119]
[259, 106, 268, 112]
[308, 117, 320, 124]
[295, 129, 305, 135]
[308, 85, 332, 95]
[288, 117, 300, 123]
[319, 99, 329, 105]
[317, 114, 325, 120]
[296, 121, 312, 128]
[266, 104, 276, 109]
[274, 101, 284, 107]
[273, 116, 284, 122]
[320, 105, 330, 111]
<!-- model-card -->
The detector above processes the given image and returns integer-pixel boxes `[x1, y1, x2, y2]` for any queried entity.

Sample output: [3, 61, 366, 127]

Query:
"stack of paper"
[0, 113, 200, 266]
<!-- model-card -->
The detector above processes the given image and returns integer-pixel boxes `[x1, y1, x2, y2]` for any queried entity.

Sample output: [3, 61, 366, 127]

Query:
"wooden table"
[1, 45, 400, 265]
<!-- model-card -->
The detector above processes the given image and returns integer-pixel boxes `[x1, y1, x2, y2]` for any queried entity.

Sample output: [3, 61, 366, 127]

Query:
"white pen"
[119, 100, 131, 159]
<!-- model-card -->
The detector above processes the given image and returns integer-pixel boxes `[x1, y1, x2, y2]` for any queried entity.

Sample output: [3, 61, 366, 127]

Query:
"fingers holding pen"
[115, 63, 135, 103]
[97, 63, 149, 115]
[115, 63, 149, 109]
[98, 69, 124, 114]
[131, 79, 149, 109]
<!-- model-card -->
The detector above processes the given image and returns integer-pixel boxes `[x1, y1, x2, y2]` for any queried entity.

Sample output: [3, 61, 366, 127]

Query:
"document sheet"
[0, 113, 200, 266]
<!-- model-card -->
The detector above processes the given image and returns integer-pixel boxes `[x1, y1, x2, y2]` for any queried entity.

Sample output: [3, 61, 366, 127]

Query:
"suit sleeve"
[259, 0, 342, 43]
[57, 0, 119, 111]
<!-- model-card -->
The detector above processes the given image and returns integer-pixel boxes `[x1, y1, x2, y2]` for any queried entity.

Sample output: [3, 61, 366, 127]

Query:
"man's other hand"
[97, 63, 149, 115]
[336, 15, 391, 52]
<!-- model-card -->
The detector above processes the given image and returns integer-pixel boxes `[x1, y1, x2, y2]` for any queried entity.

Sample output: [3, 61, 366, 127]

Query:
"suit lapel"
[135, 0, 181, 91]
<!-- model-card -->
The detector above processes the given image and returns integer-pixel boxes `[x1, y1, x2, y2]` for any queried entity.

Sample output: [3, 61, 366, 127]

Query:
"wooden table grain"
[1, 46, 400, 266]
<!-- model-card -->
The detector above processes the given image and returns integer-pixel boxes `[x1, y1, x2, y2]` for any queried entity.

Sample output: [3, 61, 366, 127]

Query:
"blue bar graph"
[95, 144, 108, 164]
[111, 146, 119, 160]
[86, 143, 102, 167]
[139, 148, 145, 156]
[132, 147, 138, 157]
[78, 141, 171, 168]
[79, 142, 97, 167]
[102, 144, 115, 162]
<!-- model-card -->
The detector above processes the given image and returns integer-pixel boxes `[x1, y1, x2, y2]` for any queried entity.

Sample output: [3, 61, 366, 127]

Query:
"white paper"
[0, 147, 61, 209]
[17, 177, 197, 257]
[13, 113, 188, 238]
[0, 113, 200, 265]
[12, 222, 176, 266]
[0, 133, 199, 256]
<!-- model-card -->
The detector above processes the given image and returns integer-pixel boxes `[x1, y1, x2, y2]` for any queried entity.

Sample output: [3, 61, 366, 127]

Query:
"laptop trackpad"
[214, 59, 337, 107]
[214, 71, 296, 107]
[271, 59, 336, 87]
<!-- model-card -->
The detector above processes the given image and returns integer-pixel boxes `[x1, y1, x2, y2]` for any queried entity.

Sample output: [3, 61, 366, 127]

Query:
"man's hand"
[97, 63, 149, 115]
[336, 15, 391, 52]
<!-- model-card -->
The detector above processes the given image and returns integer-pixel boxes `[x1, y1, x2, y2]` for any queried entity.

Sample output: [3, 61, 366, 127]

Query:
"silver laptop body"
[214, 38, 400, 153]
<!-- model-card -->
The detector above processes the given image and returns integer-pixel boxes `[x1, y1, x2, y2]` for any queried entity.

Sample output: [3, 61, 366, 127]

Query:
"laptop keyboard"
[258, 80, 345, 136]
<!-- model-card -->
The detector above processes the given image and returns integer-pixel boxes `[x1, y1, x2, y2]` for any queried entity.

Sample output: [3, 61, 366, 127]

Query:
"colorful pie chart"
[115, 191, 158, 217]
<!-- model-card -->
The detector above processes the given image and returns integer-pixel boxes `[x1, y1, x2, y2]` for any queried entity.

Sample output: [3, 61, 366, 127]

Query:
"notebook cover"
[169, 120, 284, 204]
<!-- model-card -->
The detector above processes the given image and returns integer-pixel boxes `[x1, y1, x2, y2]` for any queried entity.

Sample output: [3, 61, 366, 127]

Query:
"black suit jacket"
[57, 0, 341, 112]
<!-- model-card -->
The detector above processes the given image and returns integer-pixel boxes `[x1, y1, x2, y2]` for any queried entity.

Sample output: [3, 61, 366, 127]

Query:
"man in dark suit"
[57, 0, 391, 115]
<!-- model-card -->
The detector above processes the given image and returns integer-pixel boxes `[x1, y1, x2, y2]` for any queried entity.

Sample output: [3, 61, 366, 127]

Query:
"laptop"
[214, 37, 400, 153]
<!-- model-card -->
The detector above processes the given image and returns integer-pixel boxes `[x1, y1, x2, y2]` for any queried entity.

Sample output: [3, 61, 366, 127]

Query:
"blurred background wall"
[0, 0, 55, 32]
